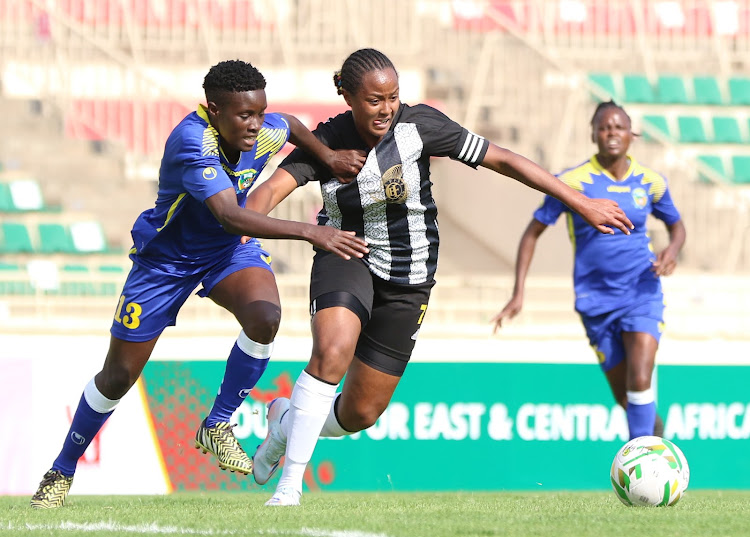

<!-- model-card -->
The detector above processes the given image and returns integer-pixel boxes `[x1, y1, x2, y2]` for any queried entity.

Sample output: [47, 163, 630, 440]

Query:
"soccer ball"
[610, 435, 690, 507]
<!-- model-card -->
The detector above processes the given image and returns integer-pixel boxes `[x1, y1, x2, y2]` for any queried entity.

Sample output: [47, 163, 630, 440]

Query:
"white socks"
[319, 393, 349, 437]
[276, 370, 338, 492]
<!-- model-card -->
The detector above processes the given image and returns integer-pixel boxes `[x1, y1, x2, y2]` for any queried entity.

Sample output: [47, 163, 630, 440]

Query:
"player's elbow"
[212, 207, 245, 236]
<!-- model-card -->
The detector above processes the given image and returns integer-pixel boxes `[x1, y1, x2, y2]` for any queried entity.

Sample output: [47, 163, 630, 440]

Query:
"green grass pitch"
[3, 491, 750, 537]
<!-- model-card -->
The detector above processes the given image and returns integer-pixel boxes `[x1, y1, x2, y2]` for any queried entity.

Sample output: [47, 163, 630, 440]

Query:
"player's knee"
[310, 341, 354, 376]
[630, 372, 652, 392]
[237, 301, 281, 343]
[340, 402, 383, 432]
[98, 363, 139, 399]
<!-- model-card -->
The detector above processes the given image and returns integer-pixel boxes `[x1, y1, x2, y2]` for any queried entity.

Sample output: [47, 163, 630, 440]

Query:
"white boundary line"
[3, 522, 391, 537]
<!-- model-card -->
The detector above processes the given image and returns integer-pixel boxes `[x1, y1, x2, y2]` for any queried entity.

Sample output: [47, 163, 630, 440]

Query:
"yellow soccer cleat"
[194, 418, 253, 475]
[30, 470, 74, 509]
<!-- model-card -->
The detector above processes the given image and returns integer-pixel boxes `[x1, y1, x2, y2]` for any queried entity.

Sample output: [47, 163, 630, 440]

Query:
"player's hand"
[651, 248, 678, 276]
[240, 236, 253, 244]
[578, 198, 634, 235]
[326, 149, 367, 183]
[490, 295, 524, 334]
[307, 226, 369, 260]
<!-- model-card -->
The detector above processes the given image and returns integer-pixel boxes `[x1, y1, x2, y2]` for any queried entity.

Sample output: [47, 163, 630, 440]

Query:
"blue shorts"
[110, 239, 273, 342]
[580, 297, 665, 372]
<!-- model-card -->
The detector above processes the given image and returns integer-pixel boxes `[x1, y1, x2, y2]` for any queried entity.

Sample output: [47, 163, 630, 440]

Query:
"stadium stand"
[1, 0, 749, 338]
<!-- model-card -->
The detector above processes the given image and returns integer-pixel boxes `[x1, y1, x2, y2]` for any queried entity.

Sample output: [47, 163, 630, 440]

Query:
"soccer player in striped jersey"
[492, 100, 686, 441]
[247, 49, 634, 506]
[30, 59, 368, 509]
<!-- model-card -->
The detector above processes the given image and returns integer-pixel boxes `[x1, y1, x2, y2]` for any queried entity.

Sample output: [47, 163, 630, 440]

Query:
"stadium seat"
[8, 179, 44, 211]
[712, 116, 743, 144]
[0, 183, 15, 212]
[731, 156, 750, 184]
[657, 75, 688, 104]
[728, 77, 750, 105]
[623, 74, 655, 103]
[0, 262, 33, 296]
[1, 222, 34, 253]
[641, 115, 671, 141]
[677, 116, 707, 143]
[587, 73, 618, 100]
[692, 76, 724, 105]
[69, 221, 108, 253]
[696, 155, 726, 183]
[37, 223, 75, 253]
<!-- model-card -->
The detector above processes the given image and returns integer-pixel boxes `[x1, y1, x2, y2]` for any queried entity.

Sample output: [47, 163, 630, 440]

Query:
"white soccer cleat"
[252, 397, 290, 485]
[264, 486, 301, 506]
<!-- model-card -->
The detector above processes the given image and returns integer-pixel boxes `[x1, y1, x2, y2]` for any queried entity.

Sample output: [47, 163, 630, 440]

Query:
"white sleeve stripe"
[463, 135, 479, 163]
[470, 136, 485, 163]
[458, 133, 473, 160]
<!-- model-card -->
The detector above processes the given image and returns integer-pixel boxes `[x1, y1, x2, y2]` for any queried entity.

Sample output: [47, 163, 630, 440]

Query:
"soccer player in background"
[492, 100, 686, 441]
[246, 48, 635, 506]
[30, 59, 369, 509]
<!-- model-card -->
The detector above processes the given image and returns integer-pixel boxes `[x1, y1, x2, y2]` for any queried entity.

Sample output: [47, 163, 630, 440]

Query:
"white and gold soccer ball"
[610, 435, 690, 507]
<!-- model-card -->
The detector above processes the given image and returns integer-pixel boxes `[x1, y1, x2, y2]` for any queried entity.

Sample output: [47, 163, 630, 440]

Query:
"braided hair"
[203, 59, 266, 105]
[590, 100, 631, 128]
[333, 48, 397, 96]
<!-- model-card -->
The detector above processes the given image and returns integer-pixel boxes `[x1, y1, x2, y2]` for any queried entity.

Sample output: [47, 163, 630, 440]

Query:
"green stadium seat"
[692, 76, 724, 105]
[731, 156, 750, 184]
[1, 222, 34, 253]
[712, 116, 743, 144]
[0, 183, 15, 212]
[641, 115, 670, 142]
[587, 73, 617, 100]
[657, 75, 688, 104]
[62, 264, 89, 272]
[697, 155, 726, 183]
[728, 77, 750, 105]
[98, 264, 125, 273]
[677, 116, 707, 143]
[38, 223, 75, 253]
[623, 74, 655, 103]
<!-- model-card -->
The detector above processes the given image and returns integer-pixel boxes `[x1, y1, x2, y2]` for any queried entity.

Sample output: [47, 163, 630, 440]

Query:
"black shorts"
[309, 251, 435, 377]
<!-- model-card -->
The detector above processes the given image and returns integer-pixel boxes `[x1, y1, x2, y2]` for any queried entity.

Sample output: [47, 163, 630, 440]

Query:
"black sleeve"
[278, 122, 334, 187]
[412, 104, 490, 168]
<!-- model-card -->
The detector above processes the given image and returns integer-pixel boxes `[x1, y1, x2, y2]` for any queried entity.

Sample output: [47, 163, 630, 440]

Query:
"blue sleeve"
[176, 132, 233, 202]
[532, 194, 567, 226]
[651, 186, 681, 225]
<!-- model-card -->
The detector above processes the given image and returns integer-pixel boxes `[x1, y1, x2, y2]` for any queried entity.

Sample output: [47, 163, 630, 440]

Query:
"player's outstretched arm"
[206, 181, 368, 260]
[480, 143, 634, 235]
[491, 218, 547, 333]
[280, 113, 365, 180]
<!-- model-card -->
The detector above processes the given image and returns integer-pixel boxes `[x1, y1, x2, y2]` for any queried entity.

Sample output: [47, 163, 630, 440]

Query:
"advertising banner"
[142, 361, 750, 493]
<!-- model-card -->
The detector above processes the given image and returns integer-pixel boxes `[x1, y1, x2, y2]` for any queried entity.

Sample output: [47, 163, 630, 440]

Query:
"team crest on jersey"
[382, 164, 407, 204]
[632, 187, 648, 209]
[236, 171, 258, 193]
[202, 167, 218, 180]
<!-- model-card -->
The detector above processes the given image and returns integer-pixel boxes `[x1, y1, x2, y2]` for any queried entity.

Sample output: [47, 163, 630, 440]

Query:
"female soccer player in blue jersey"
[30, 59, 369, 509]
[244, 49, 635, 506]
[492, 100, 686, 441]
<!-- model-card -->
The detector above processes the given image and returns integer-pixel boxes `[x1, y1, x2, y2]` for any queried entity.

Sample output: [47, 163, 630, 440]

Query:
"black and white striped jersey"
[280, 103, 490, 285]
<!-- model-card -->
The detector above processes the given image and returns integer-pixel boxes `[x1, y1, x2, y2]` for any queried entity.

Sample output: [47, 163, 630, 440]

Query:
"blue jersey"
[128, 106, 290, 275]
[533, 155, 681, 316]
